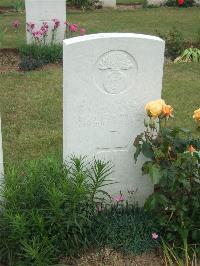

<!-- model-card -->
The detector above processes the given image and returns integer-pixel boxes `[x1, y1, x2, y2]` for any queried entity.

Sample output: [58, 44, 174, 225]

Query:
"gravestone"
[63, 33, 165, 205]
[25, 0, 66, 44]
[102, 0, 116, 8]
[0, 116, 4, 179]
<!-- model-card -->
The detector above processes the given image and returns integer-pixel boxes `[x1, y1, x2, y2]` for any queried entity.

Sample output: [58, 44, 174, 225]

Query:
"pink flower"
[12, 20, 20, 29]
[69, 24, 78, 32]
[113, 195, 125, 203]
[80, 28, 86, 36]
[40, 22, 49, 35]
[32, 30, 43, 41]
[152, 232, 159, 240]
[26, 22, 35, 32]
[52, 19, 60, 30]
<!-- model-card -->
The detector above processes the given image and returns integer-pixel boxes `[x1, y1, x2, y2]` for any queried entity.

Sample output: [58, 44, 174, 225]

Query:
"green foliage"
[165, 0, 194, 7]
[0, 157, 113, 266]
[12, 0, 25, 12]
[0, 28, 7, 48]
[66, 0, 99, 9]
[18, 56, 44, 71]
[134, 120, 200, 256]
[89, 204, 159, 255]
[156, 28, 185, 60]
[19, 43, 63, 67]
[175, 47, 200, 63]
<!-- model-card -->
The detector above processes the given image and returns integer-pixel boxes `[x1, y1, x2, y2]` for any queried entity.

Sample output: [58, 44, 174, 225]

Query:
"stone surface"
[25, 0, 66, 44]
[102, 0, 116, 8]
[63, 33, 165, 205]
[147, 0, 165, 6]
[0, 116, 4, 179]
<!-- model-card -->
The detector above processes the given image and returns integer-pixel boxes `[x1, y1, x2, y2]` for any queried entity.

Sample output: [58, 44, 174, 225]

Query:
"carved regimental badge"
[95, 50, 138, 95]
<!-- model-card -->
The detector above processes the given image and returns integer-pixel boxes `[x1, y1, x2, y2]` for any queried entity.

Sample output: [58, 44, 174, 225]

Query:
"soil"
[0, 6, 16, 14]
[61, 248, 164, 266]
[116, 4, 143, 9]
[0, 49, 20, 73]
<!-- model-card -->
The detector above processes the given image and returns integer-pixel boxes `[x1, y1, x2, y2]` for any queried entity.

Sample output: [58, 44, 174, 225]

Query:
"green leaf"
[141, 142, 154, 159]
[144, 193, 168, 211]
[149, 164, 162, 185]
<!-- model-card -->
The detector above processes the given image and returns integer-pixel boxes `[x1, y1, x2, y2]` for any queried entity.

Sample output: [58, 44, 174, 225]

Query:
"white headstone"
[63, 33, 165, 206]
[102, 0, 116, 8]
[0, 116, 4, 180]
[25, 0, 66, 44]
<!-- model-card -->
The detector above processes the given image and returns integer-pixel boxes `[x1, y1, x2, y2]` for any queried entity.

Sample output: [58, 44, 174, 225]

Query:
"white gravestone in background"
[0, 116, 4, 180]
[63, 33, 165, 206]
[25, 0, 66, 44]
[102, 0, 116, 8]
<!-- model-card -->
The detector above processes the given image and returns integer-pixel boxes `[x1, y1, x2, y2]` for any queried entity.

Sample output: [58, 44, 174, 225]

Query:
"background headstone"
[0, 116, 4, 180]
[63, 33, 165, 206]
[25, 0, 66, 44]
[102, 0, 116, 8]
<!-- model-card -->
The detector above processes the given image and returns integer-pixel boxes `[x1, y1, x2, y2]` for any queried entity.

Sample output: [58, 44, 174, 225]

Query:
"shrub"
[19, 43, 63, 64]
[174, 47, 200, 63]
[134, 99, 200, 257]
[18, 56, 44, 71]
[165, 0, 194, 7]
[66, 0, 101, 9]
[0, 157, 113, 266]
[156, 28, 185, 60]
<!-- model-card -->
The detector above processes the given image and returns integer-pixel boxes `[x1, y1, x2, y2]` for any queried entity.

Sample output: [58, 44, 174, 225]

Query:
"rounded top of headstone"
[63, 33, 165, 46]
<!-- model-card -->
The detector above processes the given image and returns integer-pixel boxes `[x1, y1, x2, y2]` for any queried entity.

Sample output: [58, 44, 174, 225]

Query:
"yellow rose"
[162, 104, 173, 118]
[145, 99, 165, 118]
[193, 108, 200, 122]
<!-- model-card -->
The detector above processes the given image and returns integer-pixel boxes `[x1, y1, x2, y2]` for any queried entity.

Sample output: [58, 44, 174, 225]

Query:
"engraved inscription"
[77, 99, 144, 128]
[95, 50, 138, 95]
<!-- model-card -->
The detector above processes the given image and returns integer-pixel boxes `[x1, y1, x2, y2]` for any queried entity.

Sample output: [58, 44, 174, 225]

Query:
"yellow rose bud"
[193, 108, 200, 122]
[162, 104, 173, 118]
[145, 99, 165, 118]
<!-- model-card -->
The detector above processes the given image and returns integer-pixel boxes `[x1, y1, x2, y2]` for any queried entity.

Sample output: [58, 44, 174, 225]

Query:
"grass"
[0, 0, 22, 8]
[162, 63, 200, 133]
[0, 65, 63, 164]
[1, 7, 200, 48]
[0, 63, 200, 165]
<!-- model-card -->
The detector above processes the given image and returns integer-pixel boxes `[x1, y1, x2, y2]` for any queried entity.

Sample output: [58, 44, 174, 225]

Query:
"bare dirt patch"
[61, 248, 164, 266]
[0, 49, 20, 73]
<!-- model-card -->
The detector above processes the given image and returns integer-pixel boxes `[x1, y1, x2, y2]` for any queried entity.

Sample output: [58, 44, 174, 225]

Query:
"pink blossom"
[40, 22, 49, 35]
[12, 20, 20, 29]
[26, 22, 35, 32]
[152, 232, 159, 240]
[32, 30, 43, 41]
[80, 28, 86, 36]
[113, 195, 125, 203]
[69, 24, 78, 32]
[52, 19, 60, 30]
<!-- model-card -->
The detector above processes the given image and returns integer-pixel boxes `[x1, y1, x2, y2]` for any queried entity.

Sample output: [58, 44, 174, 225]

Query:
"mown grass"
[0, 0, 23, 7]
[0, 65, 63, 164]
[0, 7, 200, 48]
[0, 63, 199, 164]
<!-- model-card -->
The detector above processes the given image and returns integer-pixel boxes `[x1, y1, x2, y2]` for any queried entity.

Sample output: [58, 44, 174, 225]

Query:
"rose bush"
[134, 99, 200, 257]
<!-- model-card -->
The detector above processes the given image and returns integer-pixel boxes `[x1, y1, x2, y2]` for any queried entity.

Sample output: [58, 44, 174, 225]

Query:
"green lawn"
[1, 7, 200, 48]
[0, 63, 199, 164]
